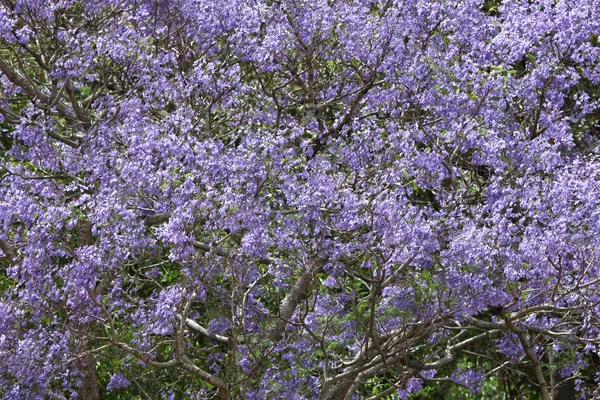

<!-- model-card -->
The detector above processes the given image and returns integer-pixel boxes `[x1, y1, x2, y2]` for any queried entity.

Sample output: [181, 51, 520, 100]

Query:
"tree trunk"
[78, 349, 100, 400]
[76, 221, 100, 400]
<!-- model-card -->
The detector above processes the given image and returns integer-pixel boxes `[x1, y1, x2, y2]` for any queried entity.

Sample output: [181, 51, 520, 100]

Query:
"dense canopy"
[0, 0, 600, 399]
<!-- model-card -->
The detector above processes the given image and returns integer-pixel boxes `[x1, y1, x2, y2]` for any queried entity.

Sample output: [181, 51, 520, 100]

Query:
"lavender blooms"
[0, 0, 599, 399]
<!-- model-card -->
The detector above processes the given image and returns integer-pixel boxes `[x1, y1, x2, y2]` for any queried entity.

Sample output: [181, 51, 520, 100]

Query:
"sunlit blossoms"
[0, 0, 599, 399]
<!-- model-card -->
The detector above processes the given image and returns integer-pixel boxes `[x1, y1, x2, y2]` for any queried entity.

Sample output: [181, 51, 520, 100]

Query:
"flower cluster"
[0, 0, 599, 398]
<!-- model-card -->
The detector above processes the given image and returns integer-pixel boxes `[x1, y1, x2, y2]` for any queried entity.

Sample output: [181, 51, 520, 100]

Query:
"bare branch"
[176, 315, 231, 345]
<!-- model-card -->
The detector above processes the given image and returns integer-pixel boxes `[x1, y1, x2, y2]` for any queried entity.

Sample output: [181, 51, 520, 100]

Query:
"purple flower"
[451, 369, 485, 393]
[107, 373, 130, 391]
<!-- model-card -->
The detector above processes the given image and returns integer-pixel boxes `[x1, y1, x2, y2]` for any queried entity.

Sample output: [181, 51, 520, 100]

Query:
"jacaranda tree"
[0, 0, 599, 398]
